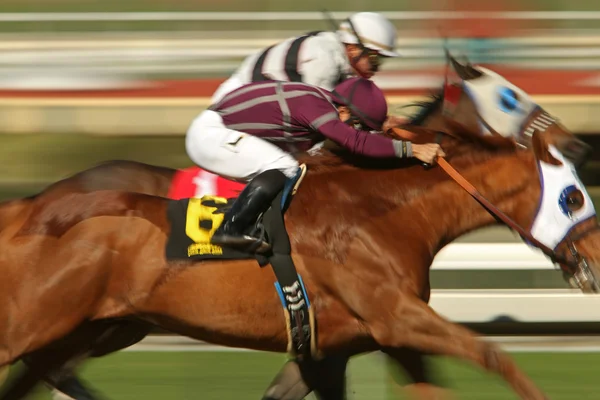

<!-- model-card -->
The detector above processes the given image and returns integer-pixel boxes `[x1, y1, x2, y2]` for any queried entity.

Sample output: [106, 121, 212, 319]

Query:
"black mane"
[403, 89, 445, 126]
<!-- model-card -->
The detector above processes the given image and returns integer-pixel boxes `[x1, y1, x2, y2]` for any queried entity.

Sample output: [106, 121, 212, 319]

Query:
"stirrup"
[211, 233, 271, 254]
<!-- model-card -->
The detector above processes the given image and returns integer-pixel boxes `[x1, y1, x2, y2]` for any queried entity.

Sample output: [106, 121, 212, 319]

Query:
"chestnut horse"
[1, 117, 600, 400]
[1, 57, 595, 400]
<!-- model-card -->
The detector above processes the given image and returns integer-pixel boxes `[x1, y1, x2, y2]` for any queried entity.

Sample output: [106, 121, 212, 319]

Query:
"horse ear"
[531, 130, 562, 166]
[448, 52, 484, 81]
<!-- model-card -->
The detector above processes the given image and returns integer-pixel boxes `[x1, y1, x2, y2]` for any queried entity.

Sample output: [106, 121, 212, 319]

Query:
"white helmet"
[337, 12, 399, 57]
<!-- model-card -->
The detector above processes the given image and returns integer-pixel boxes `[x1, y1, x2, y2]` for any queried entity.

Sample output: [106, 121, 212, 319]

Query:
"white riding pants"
[210, 75, 245, 105]
[185, 110, 299, 182]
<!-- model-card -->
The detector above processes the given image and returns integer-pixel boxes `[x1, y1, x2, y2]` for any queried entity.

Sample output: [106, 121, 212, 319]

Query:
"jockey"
[186, 77, 445, 253]
[210, 12, 399, 105]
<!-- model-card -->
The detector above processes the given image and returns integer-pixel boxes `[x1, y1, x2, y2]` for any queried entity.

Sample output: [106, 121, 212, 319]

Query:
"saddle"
[164, 164, 318, 360]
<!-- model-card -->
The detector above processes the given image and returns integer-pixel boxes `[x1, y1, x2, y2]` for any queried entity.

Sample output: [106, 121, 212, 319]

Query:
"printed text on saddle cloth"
[530, 145, 596, 250]
[168, 167, 245, 200]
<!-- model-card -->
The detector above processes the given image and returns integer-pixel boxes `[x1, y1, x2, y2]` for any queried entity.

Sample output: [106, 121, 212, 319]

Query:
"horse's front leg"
[262, 355, 349, 400]
[0, 321, 124, 400]
[383, 348, 453, 400]
[369, 296, 548, 400]
[262, 359, 312, 400]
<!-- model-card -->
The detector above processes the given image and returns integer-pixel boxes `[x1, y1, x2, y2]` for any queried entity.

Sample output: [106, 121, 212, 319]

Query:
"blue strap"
[274, 275, 311, 309]
[280, 167, 302, 210]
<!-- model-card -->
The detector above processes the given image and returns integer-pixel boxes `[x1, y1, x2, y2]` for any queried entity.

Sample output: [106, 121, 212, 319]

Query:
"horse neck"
[297, 144, 538, 276]
[406, 149, 539, 259]
[405, 90, 537, 253]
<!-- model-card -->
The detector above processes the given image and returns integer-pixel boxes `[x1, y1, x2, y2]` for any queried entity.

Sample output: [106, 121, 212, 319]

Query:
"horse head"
[301, 109, 600, 294]
[399, 51, 592, 169]
[428, 125, 600, 293]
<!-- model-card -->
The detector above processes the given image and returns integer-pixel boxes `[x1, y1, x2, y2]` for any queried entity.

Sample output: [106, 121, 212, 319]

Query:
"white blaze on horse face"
[462, 67, 538, 139]
[530, 145, 596, 250]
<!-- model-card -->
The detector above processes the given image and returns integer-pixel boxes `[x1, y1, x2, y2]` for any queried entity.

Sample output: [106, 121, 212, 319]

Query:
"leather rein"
[391, 99, 600, 291]
[438, 157, 580, 266]
[388, 52, 600, 290]
[436, 155, 600, 292]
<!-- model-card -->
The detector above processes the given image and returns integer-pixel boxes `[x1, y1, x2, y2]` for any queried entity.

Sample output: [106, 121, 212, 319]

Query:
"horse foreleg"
[37, 353, 99, 400]
[262, 360, 312, 400]
[302, 355, 348, 400]
[0, 344, 86, 400]
[262, 355, 349, 400]
[22, 319, 151, 400]
[371, 299, 547, 400]
[50, 376, 98, 400]
[0, 321, 123, 400]
[383, 348, 453, 400]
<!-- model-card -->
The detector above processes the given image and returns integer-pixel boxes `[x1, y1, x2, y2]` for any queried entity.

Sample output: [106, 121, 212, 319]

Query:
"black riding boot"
[211, 169, 287, 253]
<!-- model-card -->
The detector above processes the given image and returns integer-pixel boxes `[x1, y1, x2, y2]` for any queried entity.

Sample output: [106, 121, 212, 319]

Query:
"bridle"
[436, 156, 600, 293]
[402, 58, 600, 292]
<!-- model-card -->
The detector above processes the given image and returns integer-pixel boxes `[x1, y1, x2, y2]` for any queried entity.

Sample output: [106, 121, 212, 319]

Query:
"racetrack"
[6, 339, 600, 400]
[126, 335, 600, 353]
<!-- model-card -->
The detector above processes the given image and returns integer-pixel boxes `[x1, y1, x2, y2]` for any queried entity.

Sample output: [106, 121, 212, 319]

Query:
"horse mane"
[299, 87, 517, 173]
[402, 89, 445, 126]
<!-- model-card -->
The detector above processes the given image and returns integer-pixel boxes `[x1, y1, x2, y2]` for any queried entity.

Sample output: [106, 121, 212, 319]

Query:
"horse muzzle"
[562, 257, 600, 294]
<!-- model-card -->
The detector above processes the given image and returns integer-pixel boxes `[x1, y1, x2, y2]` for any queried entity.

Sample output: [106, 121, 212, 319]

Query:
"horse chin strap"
[436, 157, 600, 293]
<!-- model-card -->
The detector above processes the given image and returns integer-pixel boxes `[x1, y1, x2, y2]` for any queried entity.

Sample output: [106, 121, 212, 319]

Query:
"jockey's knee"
[255, 155, 298, 180]
[279, 158, 300, 179]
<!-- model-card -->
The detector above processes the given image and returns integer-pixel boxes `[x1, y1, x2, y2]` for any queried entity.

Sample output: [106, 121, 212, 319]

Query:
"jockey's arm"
[300, 101, 413, 158]
[320, 119, 413, 158]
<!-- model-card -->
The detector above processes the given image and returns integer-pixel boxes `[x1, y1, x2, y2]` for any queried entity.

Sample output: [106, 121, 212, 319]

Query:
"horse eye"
[567, 190, 585, 212]
[559, 185, 585, 218]
[498, 87, 519, 112]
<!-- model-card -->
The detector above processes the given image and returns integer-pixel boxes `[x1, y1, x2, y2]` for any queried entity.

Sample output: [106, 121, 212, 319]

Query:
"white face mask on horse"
[444, 54, 592, 170]
[463, 67, 540, 139]
[442, 54, 598, 290]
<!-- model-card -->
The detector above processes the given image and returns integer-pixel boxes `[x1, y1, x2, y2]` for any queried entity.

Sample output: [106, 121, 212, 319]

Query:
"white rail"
[432, 243, 553, 271]
[429, 243, 600, 323]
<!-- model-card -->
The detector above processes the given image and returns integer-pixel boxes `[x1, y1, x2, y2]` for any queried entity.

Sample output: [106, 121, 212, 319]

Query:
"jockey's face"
[338, 106, 352, 124]
[345, 45, 382, 79]
[337, 105, 369, 130]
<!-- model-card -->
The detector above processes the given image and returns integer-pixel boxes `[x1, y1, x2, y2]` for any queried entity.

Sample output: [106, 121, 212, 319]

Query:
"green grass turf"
[5, 350, 600, 399]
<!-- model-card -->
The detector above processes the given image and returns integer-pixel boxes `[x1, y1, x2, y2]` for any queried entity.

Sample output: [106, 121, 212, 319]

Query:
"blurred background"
[3, 0, 600, 399]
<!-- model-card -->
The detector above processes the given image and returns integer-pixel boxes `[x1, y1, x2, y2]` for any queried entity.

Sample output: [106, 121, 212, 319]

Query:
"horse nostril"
[560, 139, 592, 169]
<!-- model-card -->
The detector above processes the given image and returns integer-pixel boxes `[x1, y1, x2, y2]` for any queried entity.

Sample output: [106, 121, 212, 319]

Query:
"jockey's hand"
[412, 143, 446, 165]
[382, 115, 406, 133]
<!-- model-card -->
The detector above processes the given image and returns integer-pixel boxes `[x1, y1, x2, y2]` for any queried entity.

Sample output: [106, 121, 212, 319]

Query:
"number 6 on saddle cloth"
[164, 164, 317, 359]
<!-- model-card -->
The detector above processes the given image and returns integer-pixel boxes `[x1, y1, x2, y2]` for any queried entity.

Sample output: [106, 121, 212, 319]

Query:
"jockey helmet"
[331, 77, 388, 131]
[337, 12, 399, 58]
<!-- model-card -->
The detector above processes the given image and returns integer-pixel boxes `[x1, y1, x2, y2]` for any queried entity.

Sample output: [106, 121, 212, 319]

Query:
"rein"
[437, 157, 562, 262]
[437, 156, 600, 292]
[389, 53, 600, 291]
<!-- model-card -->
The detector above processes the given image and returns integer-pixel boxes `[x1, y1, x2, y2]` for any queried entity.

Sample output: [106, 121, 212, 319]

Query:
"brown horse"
[0, 113, 599, 400]
[2, 57, 595, 400]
